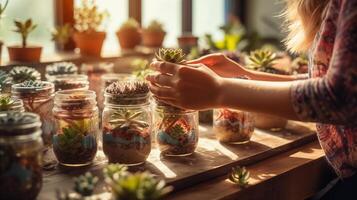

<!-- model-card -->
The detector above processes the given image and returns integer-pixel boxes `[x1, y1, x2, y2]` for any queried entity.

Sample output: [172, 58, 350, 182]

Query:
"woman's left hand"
[146, 61, 223, 110]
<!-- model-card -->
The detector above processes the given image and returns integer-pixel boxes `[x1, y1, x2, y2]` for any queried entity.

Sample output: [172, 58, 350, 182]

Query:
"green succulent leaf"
[228, 166, 250, 187]
[155, 48, 186, 64]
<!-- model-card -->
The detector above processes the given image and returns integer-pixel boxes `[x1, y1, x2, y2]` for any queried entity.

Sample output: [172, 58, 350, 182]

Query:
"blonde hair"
[284, 0, 329, 52]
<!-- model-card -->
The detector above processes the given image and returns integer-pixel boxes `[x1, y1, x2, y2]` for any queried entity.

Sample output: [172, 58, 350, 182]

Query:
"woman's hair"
[283, 0, 329, 52]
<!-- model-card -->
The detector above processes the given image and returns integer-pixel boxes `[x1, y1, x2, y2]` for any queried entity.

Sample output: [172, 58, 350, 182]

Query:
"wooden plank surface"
[38, 121, 316, 199]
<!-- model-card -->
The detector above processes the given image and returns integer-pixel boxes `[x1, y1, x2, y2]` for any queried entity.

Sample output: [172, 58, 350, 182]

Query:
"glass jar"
[0, 112, 43, 200]
[47, 74, 89, 91]
[0, 95, 25, 112]
[154, 106, 199, 156]
[213, 108, 254, 144]
[102, 81, 151, 165]
[98, 73, 134, 114]
[11, 81, 55, 146]
[53, 90, 99, 167]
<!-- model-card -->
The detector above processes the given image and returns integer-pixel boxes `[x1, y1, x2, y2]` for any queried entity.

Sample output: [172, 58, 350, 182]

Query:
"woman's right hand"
[186, 53, 249, 78]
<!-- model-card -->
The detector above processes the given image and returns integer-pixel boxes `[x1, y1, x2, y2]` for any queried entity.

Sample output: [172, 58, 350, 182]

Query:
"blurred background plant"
[74, 0, 109, 32]
[13, 18, 37, 47]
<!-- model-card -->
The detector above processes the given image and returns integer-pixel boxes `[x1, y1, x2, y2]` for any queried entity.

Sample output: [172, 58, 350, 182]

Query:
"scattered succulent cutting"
[104, 164, 172, 200]
[46, 62, 78, 76]
[228, 166, 250, 187]
[74, 172, 99, 197]
[103, 164, 128, 182]
[13, 19, 37, 47]
[9, 66, 41, 84]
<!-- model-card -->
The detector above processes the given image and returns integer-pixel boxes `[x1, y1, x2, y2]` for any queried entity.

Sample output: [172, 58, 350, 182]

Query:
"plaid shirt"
[291, 0, 357, 178]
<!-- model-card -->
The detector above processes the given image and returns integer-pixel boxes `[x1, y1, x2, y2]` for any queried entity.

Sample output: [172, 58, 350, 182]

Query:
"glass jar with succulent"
[154, 48, 199, 156]
[11, 81, 55, 146]
[73, 0, 108, 57]
[7, 18, 42, 62]
[48, 74, 89, 92]
[53, 90, 98, 166]
[0, 94, 24, 112]
[213, 108, 254, 144]
[0, 0, 9, 64]
[247, 49, 288, 130]
[142, 20, 166, 48]
[98, 73, 134, 114]
[0, 70, 11, 94]
[45, 62, 78, 80]
[102, 81, 151, 165]
[0, 112, 43, 200]
[51, 23, 74, 51]
[116, 18, 141, 50]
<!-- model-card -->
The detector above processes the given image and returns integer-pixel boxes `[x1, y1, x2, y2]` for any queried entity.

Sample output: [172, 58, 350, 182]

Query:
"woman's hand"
[146, 61, 223, 110]
[187, 53, 249, 78]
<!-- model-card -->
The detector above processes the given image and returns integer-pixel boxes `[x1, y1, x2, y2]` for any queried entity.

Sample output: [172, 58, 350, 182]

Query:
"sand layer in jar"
[52, 119, 97, 166]
[156, 119, 198, 156]
[0, 145, 42, 200]
[103, 125, 151, 165]
[214, 109, 254, 143]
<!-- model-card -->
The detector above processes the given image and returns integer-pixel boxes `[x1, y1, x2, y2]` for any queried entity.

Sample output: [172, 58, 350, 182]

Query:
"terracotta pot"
[73, 31, 106, 57]
[7, 45, 42, 62]
[116, 28, 141, 50]
[252, 112, 288, 130]
[142, 30, 166, 47]
[177, 34, 198, 54]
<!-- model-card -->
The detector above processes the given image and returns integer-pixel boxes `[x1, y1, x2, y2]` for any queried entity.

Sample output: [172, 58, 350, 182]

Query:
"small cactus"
[73, 172, 99, 197]
[9, 66, 41, 84]
[155, 48, 185, 64]
[228, 166, 250, 187]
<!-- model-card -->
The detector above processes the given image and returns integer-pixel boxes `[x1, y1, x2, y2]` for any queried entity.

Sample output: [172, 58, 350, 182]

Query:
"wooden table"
[39, 121, 329, 200]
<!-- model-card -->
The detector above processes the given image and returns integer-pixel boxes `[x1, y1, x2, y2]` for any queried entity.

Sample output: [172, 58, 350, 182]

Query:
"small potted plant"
[102, 81, 151, 165]
[116, 18, 141, 50]
[142, 20, 166, 48]
[0, 0, 9, 64]
[7, 18, 42, 62]
[247, 49, 288, 130]
[51, 23, 74, 52]
[154, 48, 199, 156]
[73, 0, 108, 57]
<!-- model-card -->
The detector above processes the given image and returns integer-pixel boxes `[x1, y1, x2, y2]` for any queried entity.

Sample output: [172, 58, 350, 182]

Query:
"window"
[74, 0, 129, 53]
[193, 0, 225, 42]
[142, 0, 182, 47]
[0, 0, 55, 54]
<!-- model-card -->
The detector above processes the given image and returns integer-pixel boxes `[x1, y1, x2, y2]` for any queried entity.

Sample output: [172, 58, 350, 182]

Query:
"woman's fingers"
[150, 61, 179, 75]
[149, 83, 176, 99]
[186, 53, 225, 65]
[146, 74, 175, 87]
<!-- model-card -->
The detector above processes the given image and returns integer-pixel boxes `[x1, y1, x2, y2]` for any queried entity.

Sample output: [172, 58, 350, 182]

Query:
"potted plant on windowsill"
[247, 49, 288, 130]
[142, 20, 166, 48]
[7, 19, 42, 62]
[116, 18, 141, 50]
[73, 0, 108, 57]
[0, 0, 8, 64]
[51, 23, 74, 52]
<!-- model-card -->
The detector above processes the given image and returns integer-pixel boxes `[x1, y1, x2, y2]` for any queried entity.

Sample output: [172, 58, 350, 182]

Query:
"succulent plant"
[46, 62, 78, 76]
[106, 81, 149, 98]
[248, 49, 283, 74]
[111, 171, 172, 200]
[0, 95, 14, 111]
[9, 66, 41, 84]
[119, 18, 140, 31]
[228, 166, 250, 187]
[51, 23, 73, 45]
[155, 48, 185, 64]
[74, 0, 108, 32]
[103, 164, 128, 182]
[73, 172, 99, 197]
[144, 20, 164, 32]
[132, 59, 154, 81]
[109, 109, 148, 132]
[13, 19, 37, 47]
[0, 0, 8, 18]
[0, 70, 11, 92]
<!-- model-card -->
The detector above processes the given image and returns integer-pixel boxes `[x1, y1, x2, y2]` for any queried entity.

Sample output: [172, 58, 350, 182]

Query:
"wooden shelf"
[38, 121, 317, 200]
